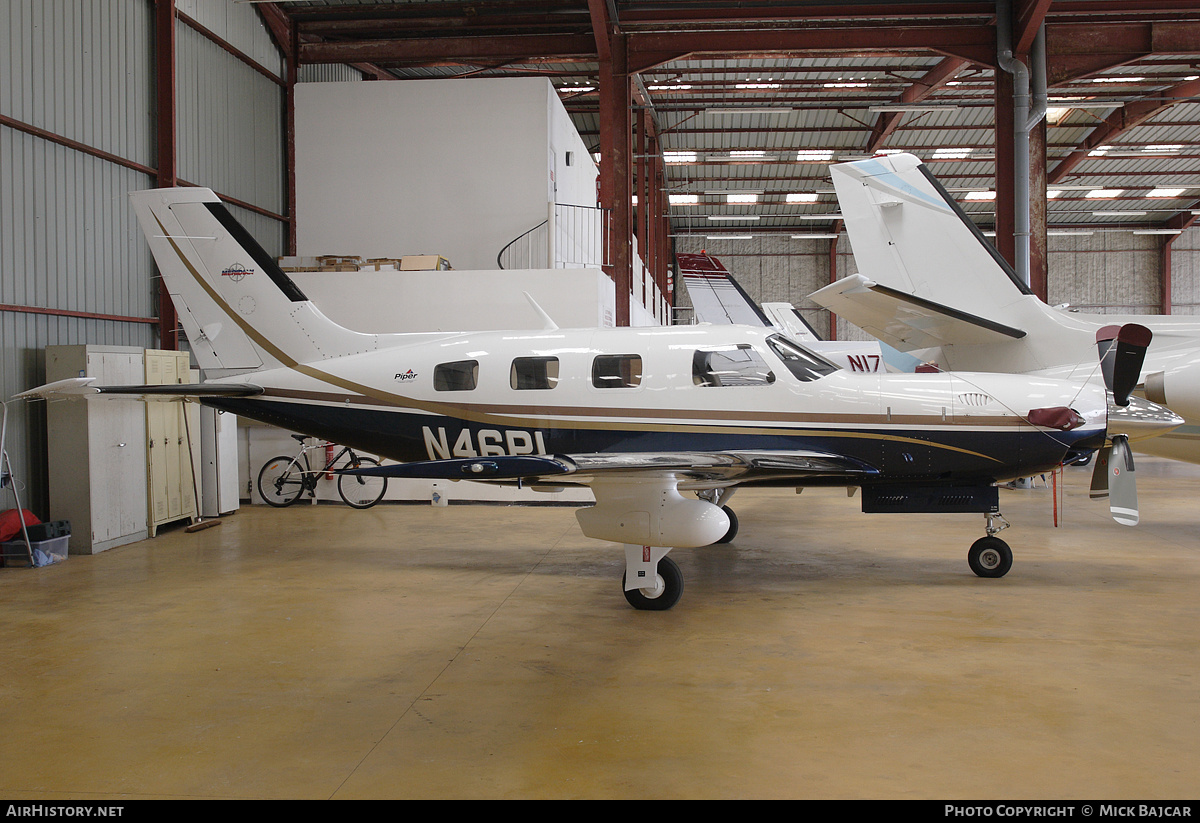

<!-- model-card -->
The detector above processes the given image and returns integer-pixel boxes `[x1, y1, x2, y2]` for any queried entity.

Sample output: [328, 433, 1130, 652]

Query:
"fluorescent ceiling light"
[704, 189, 763, 195]
[824, 82, 869, 88]
[797, 213, 843, 220]
[786, 193, 820, 203]
[729, 150, 766, 158]
[726, 193, 759, 204]
[790, 234, 839, 239]
[796, 150, 835, 161]
[1086, 189, 1124, 198]
[648, 84, 691, 91]
[736, 82, 781, 89]
[664, 151, 697, 163]
[669, 194, 699, 205]
[706, 215, 760, 221]
[964, 191, 996, 201]
[1093, 210, 1146, 216]
[1048, 100, 1120, 109]
[705, 108, 794, 115]
[1092, 76, 1144, 83]
[869, 105, 959, 113]
[934, 147, 973, 158]
[1049, 230, 1095, 236]
[1047, 190, 1064, 198]
[706, 234, 753, 240]
[1133, 229, 1183, 235]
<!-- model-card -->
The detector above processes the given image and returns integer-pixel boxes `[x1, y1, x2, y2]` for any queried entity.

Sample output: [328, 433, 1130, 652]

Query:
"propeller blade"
[1096, 324, 1152, 406]
[1089, 446, 1111, 500]
[1108, 434, 1138, 526]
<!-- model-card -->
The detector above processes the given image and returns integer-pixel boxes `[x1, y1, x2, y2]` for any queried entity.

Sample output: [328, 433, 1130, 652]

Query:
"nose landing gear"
[968, 512, 1012, 578]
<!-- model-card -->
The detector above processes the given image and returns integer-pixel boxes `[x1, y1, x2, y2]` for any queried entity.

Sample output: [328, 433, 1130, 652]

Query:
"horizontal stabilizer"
[16, 378, 262, 401]
[808, 274, 1026, 351]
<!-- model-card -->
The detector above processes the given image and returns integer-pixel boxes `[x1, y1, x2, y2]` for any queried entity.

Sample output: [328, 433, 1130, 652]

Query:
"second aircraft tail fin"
[829, 153, 1033, 325]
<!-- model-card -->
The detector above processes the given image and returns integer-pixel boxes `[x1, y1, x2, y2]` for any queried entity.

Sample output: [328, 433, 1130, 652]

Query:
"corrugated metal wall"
[0, 0, 285, 515]
[1170, 226, 1200, 316]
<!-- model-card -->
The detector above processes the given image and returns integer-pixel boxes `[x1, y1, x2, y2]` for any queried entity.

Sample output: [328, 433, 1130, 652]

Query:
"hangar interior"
[1, 0, 1199, 800]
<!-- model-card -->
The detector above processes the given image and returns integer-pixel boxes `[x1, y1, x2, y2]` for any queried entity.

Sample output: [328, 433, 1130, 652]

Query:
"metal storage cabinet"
[46, 345, 150, 554]
[144, 350, 199, 536]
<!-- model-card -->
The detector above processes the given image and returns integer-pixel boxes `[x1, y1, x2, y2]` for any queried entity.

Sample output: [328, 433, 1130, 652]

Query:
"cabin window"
[511, 357, 560, 390]
[767, 334, 839, 382]
[693, 345, 775, 387]
[592, 354, 642, 389]
[433, 360, 479, 391]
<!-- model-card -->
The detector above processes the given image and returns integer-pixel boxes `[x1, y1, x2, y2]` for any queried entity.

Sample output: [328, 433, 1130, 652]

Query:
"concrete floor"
[2, 458, 1198, 799]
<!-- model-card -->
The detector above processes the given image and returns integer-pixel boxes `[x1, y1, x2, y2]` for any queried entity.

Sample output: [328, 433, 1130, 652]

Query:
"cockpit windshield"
[766, 334, 840, 382]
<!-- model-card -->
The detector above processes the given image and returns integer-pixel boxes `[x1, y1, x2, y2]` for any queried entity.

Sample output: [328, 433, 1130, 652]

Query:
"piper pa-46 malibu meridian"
[20, 188, 1183, 610]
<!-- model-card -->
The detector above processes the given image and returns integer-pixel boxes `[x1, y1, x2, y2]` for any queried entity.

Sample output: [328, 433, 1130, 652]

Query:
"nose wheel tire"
[623, 555, 684, 611]
[968, 536, 1013, 578]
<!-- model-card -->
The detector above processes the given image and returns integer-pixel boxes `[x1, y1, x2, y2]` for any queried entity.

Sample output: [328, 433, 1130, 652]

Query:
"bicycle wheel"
[337, 456, 388, 509]
[258, 455, 306, 507]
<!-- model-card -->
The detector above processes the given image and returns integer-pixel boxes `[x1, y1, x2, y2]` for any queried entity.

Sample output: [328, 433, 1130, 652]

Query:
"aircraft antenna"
[523, 292, 559, 331]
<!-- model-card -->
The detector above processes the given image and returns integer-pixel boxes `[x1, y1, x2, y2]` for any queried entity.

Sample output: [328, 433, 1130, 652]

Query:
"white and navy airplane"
[19, 187, 1183, 610]
[810, 152, 1200, 465]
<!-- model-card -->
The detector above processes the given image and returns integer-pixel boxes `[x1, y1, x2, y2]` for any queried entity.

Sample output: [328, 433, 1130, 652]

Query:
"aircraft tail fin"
[130, 188, 382, 373]
[676, 253, 773, 327]
[829, 153, 1033, 322]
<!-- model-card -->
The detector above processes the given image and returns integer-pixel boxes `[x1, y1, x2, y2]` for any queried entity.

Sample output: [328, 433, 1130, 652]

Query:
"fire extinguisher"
[325, 441, 336, 479]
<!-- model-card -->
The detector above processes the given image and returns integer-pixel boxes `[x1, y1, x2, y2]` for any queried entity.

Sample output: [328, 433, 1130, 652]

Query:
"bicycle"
[257, 435, 388, 509]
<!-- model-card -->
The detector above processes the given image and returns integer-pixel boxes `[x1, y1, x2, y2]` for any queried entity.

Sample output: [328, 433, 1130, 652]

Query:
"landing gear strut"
[968, 512, 1013, 578]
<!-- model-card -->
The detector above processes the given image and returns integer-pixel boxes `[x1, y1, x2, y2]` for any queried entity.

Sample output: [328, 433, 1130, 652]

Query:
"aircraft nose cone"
[1107, 395, 1185, 441]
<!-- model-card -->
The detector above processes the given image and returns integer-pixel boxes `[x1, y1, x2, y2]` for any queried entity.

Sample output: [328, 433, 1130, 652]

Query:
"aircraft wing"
[676, 253, 773, 327]
[343, 449, 879, 485]
[808, 274, 1027, 351]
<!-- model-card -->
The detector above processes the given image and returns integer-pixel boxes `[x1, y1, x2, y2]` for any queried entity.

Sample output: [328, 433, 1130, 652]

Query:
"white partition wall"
[295, 77, 599, 271]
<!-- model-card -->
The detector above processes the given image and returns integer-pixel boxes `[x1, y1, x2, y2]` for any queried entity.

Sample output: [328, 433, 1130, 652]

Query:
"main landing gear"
[968, 512, 1013, 578]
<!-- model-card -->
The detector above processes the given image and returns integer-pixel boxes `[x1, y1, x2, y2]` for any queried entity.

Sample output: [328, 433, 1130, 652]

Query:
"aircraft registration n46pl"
[19, 188, 1184, 610]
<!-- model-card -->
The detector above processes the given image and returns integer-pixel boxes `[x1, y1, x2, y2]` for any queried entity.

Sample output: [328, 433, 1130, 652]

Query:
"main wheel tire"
[623, 555, 684, 611]
[257, 456, 305, 507]
[968, 536, 1013, 578]
[715, 506, 739, 544]
[337, 456, 388, 509]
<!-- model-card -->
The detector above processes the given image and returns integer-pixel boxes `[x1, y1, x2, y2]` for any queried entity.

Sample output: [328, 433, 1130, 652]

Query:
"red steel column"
[599, 33, 633, 326]
[155, 0, 179, 350]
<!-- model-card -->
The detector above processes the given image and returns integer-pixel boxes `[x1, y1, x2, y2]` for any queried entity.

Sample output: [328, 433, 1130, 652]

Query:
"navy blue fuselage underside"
[204, 396, 1104, 486]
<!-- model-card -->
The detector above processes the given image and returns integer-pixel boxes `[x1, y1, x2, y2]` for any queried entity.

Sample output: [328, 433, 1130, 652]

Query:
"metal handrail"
[497, 203, 610, 270]
[497, 219, 548, 269]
